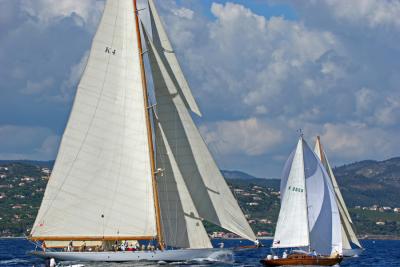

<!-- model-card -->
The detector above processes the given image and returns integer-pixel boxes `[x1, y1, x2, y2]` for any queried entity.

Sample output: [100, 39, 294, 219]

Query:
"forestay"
[144, 4, 256, 242]
[31, 0, 156, 240]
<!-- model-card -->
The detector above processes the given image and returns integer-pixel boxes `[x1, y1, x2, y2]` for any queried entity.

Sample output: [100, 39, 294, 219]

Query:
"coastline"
[360, 235, 400, 241]
[2, 235, 400, 240]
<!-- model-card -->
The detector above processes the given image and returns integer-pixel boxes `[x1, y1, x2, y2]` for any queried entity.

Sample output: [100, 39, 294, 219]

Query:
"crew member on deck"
[41, 241, 47, 252]
[67, 240, 73, 252]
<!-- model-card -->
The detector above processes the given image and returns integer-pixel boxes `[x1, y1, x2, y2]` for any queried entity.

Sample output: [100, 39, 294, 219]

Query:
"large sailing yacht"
[29, 0, 256, 262]
[314, 136, 363, 257]
[261, 137, 343, 266]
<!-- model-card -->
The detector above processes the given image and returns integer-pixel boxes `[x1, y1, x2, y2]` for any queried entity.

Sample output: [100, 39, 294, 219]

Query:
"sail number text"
[288, 186, 304, 193]
[105, 46, 117, 55]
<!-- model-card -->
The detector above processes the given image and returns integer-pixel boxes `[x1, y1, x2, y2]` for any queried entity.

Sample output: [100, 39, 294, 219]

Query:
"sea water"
[0, 238, 399, 267]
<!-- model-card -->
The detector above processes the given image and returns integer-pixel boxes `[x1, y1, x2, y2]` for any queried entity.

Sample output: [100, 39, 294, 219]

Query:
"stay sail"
[29, 0, 256, 261]
[314, 136, 363, 257]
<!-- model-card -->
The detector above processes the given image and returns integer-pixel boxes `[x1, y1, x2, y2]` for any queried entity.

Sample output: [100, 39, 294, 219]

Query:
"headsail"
[31, 0, 156, 240]
[142, 10, 256, 242]
[148, 0, 201, 116]
[314, 137, 362, 249]
[303, 140, 342, 255]
[274, 138, 342, 256]
[155, 120, 212, 248]
[273, 139, 309, 249]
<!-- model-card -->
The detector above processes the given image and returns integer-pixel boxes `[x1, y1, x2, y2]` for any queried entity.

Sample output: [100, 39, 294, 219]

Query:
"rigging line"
[36, 0, 122, 225]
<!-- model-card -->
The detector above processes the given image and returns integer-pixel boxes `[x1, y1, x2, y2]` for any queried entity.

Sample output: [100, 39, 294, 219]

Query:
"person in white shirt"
[282, 250, 288, 259]
[49, 258, 56, 267]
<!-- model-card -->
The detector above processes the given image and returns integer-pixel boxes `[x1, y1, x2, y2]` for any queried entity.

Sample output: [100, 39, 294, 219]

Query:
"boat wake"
[190, 250, 234, 264]
[0, 259, 30, 265]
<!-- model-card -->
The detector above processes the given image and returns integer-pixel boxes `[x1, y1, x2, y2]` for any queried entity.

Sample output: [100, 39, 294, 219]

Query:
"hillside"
[221, 170, 261, 180]
[334, 157, 400, 207]
[1, 159, 400, 238]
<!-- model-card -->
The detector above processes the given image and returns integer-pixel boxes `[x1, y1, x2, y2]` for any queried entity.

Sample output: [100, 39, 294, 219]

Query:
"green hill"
[334, 157, 400, 207]
[1, 159, 400, 238]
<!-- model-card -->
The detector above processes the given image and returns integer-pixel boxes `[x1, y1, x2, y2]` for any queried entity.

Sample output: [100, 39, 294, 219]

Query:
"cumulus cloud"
[306, 122, 398, 163]
[200, 118, 283, 156]
[0, 125, 60, 160]
[172, 7, 194, 20]
[54, 51, 90, 102]
[1, 0, 399, 176]
[21, 77, 54, 95]
[373, 97, 400, 126]
[312, 0, 400, 30]
[20, 0, 105, 30]
[155, 0, 400, 175]
[160, 1, 343, 121]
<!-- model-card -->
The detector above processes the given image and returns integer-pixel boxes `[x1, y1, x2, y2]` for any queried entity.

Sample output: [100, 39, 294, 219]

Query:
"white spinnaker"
[314, 139, 362, 249]
[273, 139, 309, 249]
[303, 141, 342, 255]
[31, 0, 156, 239]
[143, 25, 256, 242]
[148, 0, 201, 116]
[155, 121, 212, 249]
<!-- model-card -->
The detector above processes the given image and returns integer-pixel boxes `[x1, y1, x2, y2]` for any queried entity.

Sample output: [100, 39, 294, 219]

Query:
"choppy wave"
[2, 238, 400, 267]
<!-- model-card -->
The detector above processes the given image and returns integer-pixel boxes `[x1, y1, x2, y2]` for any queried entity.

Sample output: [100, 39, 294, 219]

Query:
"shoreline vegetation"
[1, 160, 400, 239]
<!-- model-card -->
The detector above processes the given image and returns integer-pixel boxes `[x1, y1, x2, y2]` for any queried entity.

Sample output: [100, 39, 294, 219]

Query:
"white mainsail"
[314, 137, 362, 250]
[144, 2, 256, 242]
[31, 0, 156, 240]
[273, 138, 342, 256]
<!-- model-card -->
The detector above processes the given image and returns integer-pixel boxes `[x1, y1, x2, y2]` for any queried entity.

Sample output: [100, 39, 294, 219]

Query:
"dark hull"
[261, 254, 343, 266]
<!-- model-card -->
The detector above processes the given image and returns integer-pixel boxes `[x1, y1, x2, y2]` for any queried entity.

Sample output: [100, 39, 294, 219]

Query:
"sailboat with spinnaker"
[314, 136, 364, 257]
[29, 0, 257, 262]
[261, 136, 343, 266]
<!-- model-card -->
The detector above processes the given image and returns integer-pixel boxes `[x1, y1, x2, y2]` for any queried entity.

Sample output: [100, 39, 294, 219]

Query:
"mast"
[133, 0, 164, 249]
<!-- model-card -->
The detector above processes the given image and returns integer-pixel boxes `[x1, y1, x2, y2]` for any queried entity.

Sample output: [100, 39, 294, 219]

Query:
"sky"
[0, 0, 399, 178]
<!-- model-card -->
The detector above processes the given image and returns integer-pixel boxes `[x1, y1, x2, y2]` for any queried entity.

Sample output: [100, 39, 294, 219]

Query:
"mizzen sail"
[31, 0, 156, 240]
